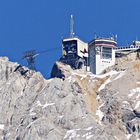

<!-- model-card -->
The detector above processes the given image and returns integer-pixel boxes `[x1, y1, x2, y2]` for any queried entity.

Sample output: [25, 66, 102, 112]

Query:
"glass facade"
[101, 47, 112, 59]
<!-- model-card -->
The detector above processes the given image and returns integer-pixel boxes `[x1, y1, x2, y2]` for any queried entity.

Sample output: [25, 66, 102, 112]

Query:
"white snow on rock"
[135, 101, 140, 109]
[64, 129, 80, 140]
[30, 112, 36, 116]
[95, 70, 119, 79]
[36, 100, 55, 108]
[98, 78, 111, 91]
[122, 101, 129, 104]
[84, 126, 93, 131]
[96, 109, 104, 125]
[114, 71, 126, 80]
[126, 134, 132, 139]
[0, 124, 4, 130]
[131, 88, 140, 93]
[86, 134, 94, 140]
[98, 71, 125, 91]
[96, 95, 100, 100]
[82, 132, 93, 139]
[129, 88, 140, 97]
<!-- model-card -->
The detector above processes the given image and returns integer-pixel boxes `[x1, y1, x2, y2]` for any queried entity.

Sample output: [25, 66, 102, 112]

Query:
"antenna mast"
[70, 14, 74, 38]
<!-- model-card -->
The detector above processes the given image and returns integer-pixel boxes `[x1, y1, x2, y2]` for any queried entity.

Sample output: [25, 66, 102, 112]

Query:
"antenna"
[22, 50, 38, 71]
[70, 14, 74, 38]
[115, 34, 118, 41]
[136, 36, 138, 41]
[94, 32, 97, 39]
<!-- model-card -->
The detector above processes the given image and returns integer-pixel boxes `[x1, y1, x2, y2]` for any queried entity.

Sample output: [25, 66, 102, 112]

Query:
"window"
[62, 40, 77, 54]
[101, 47, 112, 59]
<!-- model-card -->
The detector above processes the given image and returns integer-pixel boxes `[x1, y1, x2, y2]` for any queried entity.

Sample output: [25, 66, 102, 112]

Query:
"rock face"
[0, 56, 139, 140]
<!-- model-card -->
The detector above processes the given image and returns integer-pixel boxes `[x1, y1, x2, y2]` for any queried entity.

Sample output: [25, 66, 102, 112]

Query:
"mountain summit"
[0, 55, 139, 140]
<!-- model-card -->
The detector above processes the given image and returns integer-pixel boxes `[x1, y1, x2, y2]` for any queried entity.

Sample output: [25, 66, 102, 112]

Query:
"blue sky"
[0, 0, 140, 78]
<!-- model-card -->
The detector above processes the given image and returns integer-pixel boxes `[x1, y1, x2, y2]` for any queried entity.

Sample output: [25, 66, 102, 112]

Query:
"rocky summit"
[0, 55, 139, 140]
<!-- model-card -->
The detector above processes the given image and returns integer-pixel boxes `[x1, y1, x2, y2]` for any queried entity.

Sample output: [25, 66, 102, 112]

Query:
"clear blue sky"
[0, 0, 140, 78]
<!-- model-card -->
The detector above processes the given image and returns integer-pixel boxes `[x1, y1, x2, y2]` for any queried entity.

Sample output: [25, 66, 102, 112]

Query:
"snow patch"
[128, 92, 136, 98]
[84, 126, 93, 131]
[0, 124, 4, 130]
[95, 70, 119, 79]
[98, 71, 126, 91]
[64, 129, 80, 139]
[122, 101, 129, 104]
[131, 88, 140, 93]
[81, 77, 84, 80]
[114, 71, 126, 80]
[98, 78, 111, 91]
[86, 135, 94, 140]
[68, 76, 72, 82]
[96, 95, 100, 100]
[58, 115, 64, 119]
[47, 79, 53, 82]
[136, 94, 140, 99]
[30, 112, 36, 116]
[82, 132, 93, 140]
[126, 134, 132, 139]
[36, 101, 55, 108]
[42, 103, 55, 109]
[129, 88, 140, 97]
[135, 101, 140, 109]
[114, 136, 119, 140]
[71, 71, 87, 79]
[96, 109, 104, 125]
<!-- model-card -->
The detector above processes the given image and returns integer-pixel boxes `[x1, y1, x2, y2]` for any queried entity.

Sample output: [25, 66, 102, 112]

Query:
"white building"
[62, 37, 88, 58]
[89, 37, 117, 74]
[61, 37, 89, 69]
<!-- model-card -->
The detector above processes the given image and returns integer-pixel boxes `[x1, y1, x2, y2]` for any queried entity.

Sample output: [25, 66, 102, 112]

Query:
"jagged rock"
[0, 55, 140, 140]
[0, 57, 116, 140]
[51, 61, 72, 79]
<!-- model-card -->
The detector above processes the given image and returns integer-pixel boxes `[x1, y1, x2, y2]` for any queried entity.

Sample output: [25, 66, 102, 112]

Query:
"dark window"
[62, 40, 77, 55]
[101, 47, 112, 59]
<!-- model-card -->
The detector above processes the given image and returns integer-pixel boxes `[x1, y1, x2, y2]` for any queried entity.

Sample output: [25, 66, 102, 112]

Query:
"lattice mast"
[22, 50, 38, 71]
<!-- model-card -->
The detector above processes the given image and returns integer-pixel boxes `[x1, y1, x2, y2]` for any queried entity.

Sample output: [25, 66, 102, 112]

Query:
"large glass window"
[62, 40, 77, 55]
[101, 47, 112, 59]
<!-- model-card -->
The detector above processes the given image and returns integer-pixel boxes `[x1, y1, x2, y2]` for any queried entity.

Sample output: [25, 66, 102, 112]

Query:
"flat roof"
[89, 38, 117, 48]
[62, 37, 87, 44]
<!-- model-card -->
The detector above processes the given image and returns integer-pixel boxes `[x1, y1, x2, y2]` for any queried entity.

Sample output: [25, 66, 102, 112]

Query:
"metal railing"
[115, 45, 140, 50]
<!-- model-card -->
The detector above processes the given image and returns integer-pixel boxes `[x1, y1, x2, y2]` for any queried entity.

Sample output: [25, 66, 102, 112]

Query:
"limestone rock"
[0, 56, 140, 140]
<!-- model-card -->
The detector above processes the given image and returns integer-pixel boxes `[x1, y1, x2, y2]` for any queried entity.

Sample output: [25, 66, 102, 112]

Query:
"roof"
[89, 37, 117, 48]
[62, 37, 87, 44]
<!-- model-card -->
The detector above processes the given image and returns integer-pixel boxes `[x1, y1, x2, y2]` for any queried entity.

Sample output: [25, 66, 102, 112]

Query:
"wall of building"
[96, 48, 115, 74]
[89, 45, 116, 75]
[77, 39, 88, 58]
[89, 45, 96, 74]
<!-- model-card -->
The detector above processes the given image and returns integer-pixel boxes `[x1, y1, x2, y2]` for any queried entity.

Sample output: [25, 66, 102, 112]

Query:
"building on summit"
[60, 37, 88, 70]
[60, 15, 89, 70]
[88, 37, 117, 74]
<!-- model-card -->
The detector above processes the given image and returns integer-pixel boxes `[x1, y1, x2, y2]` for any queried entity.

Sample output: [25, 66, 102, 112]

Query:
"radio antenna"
[70, 14, 74, 38]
